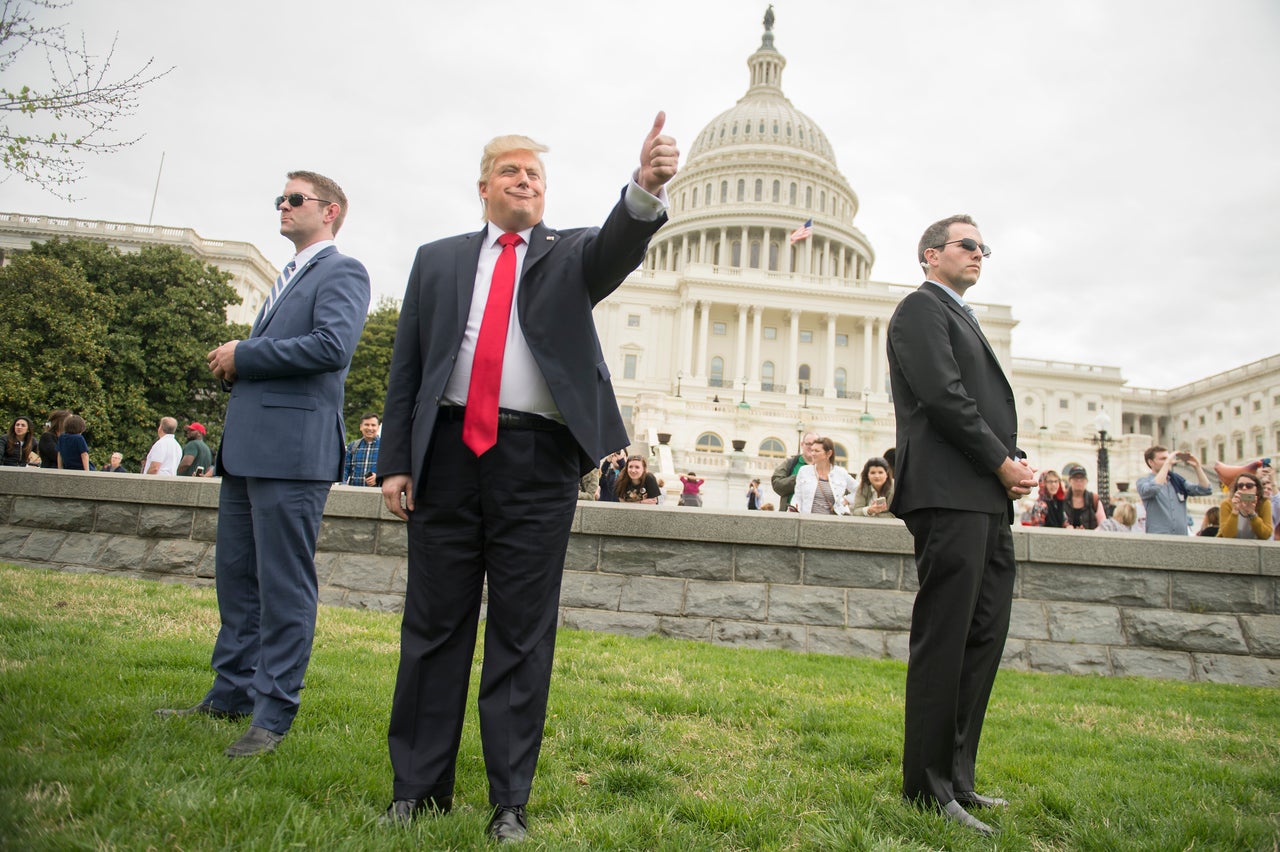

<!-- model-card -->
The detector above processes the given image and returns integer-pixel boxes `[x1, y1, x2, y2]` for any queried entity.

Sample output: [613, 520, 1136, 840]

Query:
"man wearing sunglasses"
[157, 171, 370, 759]
[378, 114, 678, 843]
[887, 214, 1035, 836]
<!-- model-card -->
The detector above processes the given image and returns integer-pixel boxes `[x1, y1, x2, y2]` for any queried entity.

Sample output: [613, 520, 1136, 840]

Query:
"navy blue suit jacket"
[220, 245, 371, 482]
[380, 189, 664, 493]
[887, 281, 1019, 519]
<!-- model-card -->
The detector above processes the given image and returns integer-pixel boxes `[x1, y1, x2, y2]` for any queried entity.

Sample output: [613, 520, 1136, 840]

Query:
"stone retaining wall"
[2, 467, 1277, 687]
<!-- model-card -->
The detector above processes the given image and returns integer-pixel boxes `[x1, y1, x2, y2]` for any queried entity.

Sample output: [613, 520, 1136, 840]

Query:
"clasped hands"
[998, 456, 1037, 501]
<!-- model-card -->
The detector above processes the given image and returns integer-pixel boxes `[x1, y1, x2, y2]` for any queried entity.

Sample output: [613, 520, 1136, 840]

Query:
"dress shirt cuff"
[625, 172, 669, 221]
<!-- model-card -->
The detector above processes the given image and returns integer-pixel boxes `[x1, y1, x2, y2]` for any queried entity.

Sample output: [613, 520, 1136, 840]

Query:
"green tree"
[6, 238, 245, 467]
[1, 0, 171, 198]
[0, 251, 110, 443]
[343, 297, 400, 438]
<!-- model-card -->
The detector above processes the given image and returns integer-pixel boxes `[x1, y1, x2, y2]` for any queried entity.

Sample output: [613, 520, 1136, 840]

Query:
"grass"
[0, 563, 1277, 851]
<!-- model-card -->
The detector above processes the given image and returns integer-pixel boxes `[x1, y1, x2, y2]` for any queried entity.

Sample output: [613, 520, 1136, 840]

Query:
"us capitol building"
[593, 12, 1280, 510]
[1, 11, 1276, 512]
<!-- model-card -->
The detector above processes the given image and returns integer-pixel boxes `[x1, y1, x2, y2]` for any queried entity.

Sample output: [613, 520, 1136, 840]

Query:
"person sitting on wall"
[1216, 472, 1273, 540]
[1062, 463, 1105, 530]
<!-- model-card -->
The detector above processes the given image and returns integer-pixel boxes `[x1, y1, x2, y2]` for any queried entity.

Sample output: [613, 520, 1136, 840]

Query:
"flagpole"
[148, 151, 166, 225]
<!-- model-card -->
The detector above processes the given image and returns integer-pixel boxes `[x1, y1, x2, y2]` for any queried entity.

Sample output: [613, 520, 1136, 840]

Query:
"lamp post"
[1093, 409, 1113, 516]
[801, 385, 810, 409]
[675, 370, 682, 398]
[740, 376, 748, 405]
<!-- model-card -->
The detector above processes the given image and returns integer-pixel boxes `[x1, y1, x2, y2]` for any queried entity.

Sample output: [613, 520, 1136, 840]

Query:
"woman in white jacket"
[793, 437, 856, 515]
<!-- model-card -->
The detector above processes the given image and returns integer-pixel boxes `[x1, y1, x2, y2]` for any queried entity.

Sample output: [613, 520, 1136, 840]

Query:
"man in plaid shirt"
[343, 413, 381, 486]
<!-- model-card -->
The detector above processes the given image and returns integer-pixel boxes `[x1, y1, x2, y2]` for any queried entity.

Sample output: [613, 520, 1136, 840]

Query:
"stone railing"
[1, 468, 1276, 687]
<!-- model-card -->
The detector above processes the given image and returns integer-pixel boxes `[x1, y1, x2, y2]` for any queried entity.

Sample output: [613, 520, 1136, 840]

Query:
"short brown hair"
[287, 170, 349, 235]
[63, 414, 86, 435]
[1144, 445, 1167, 465]
[918, 214, 977, 269]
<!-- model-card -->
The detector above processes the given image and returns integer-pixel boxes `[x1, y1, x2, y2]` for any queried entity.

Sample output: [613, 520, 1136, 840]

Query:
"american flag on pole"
[789, 218, 813, 244]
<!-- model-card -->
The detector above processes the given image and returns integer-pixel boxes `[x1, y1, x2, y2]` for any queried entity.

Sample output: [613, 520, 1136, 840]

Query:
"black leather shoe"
[942, 799, 995, 837]
[154, 701, 248, 722]
[955, 791, 1009, 809]
[224, 725, 285, 757]
[487, 804, 527, 843]
[380, 796, 453, 825]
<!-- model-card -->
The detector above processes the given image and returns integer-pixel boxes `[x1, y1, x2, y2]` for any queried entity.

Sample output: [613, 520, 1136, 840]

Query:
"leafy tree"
[1, 0, 171, 197]
[0, 251, 110, 443]
[3, 237, 244, 467]
[343, 297, 400, 438]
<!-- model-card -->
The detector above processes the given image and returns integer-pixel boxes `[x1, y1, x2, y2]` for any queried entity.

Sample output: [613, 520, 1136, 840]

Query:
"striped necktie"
[264, 259, 297, 316]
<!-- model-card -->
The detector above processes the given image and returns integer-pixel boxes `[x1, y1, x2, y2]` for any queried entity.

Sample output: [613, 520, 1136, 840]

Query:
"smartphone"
[872, 496, 887, 506]
[1240, 492, 1257, 505]
[194, 466, 205, 476]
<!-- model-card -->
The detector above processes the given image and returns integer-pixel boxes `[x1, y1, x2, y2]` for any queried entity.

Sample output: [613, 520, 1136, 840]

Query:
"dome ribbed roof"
[686, 15, 836, 166]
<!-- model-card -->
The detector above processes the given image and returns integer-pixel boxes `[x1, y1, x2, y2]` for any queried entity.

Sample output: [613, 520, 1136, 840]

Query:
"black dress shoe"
[487, 804, 527, 843]
[224, 725, 285, 757]
[154, 701, 248, 722]
[380, 796, 453, 825]
[942, 799, 995, 837]
[955, 791, 1009, 809]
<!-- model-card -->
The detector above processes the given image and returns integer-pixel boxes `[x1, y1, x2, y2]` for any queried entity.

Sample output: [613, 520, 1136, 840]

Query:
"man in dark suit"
[887, 214, 1036, 836]
[156, 171, 370, 758]
[378, 114, 678, 843]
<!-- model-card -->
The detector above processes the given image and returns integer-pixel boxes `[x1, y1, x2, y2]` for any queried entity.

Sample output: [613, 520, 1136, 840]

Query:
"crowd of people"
[2, 411, 218, 477]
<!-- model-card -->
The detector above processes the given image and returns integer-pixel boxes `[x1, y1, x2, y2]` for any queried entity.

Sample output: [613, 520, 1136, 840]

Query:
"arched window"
[679, 191, 686, 212]
[691, 187, 698, 207]
[731, 240, 742, 266]
[772, 180, 780, 202]
[832, 442, 849, 467]
[834, 367, 847, 396]
[710, 356, 724, 387]
[789, 183, 797, 205]
[736, 179, 745, 202]
[706, 183, 712, 205]
[720, 181, 728, 203]
[761, 360, 775, 391]
[768, 242, 779, 271]
[754, 179, 763, 202]
[820, 190, 826, 212]
[696, 432, 724, 453]
[805, 186, 813, 209]
[759, 437, 787, 458]
[798, 364, 811, 391]
[749, 241, 761, 268]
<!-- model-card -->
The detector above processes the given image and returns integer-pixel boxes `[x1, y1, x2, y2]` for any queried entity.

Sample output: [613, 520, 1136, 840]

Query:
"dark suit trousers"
[388, 414, 580, 806]
[206, 473, 330, 734]
[901, 508, 1015, 806]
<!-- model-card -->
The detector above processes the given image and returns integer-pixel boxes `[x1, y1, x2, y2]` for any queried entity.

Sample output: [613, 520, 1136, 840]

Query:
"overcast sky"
[5, 0, 1277, 390]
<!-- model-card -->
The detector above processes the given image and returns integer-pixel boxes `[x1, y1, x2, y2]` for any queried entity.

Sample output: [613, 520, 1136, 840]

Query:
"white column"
[679, 233, 688, 272]
[679, 300, 694, 377]
[719, 226, 728, 266]
[698, 231, 706, 263]
[782, 232, 792, 273]
[824, 313, 837, 397]
[875, 318, 888, 395]
[749, 307, 762, 386]
[696, 301, 711, 380]
[862, 316, 874, 392]
[788, 309, 800, 393]
[735, 303, 749, 387]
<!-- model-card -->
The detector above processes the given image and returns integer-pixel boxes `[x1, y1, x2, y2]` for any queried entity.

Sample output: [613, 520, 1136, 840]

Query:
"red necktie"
[463, 232, 523, 456]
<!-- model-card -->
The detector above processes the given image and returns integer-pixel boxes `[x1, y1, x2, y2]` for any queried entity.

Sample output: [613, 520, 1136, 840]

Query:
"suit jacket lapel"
[455, 230, 486, 338]
[922, 281, 1003, 367]
[254, 245, 336, 336]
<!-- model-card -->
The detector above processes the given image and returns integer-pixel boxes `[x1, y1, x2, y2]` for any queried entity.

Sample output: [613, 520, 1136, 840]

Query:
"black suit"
[380, 188, 665, 806]
[887, 281, 1019, 806]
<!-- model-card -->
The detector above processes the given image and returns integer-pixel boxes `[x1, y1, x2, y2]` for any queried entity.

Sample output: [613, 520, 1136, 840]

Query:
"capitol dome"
[645, 8, 874, 282]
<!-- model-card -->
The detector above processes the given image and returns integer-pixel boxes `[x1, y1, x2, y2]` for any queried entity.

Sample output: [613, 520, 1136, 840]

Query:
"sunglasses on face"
[274, 193, 333, 209]
[1235, 481, 1257, 490]
[932, 238, 993, 258]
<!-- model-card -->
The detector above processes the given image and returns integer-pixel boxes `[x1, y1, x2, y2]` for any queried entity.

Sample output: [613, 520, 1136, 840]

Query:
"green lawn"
[0, 563, 1277, 850]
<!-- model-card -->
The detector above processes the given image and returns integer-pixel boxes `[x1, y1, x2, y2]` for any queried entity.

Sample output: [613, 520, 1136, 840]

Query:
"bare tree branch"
[0, 0, 173, 199]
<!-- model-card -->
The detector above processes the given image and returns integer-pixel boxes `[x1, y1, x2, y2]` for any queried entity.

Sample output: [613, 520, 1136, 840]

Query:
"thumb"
[645, 110, 666, 145]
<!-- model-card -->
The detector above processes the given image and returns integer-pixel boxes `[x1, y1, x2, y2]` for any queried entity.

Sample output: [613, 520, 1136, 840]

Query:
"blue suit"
[206, 245, 370, 734]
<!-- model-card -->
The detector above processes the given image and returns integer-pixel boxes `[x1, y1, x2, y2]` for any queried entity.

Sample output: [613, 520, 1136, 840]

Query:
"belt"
[437, 406, 564, 432]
